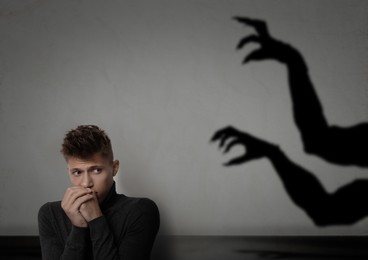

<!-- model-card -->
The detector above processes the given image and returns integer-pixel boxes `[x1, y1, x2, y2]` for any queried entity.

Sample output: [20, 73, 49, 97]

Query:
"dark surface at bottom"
[1, 235, 368, 260]
[152, 236, 368, 260]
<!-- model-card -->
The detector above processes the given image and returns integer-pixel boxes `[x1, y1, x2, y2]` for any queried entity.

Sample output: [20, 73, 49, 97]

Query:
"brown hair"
[61, 125, 113, 162]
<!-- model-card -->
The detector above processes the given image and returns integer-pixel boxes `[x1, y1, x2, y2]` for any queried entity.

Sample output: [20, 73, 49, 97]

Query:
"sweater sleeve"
[88, 198, 160, 260]
[38, 203, 91, 260]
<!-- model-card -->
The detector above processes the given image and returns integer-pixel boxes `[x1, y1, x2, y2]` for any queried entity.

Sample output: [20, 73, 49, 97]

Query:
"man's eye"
[93, 168, 102, 174]
[72, 171, 81, 176]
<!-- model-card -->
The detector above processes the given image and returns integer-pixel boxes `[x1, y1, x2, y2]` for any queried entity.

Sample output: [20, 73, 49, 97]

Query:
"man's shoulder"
[38, 201, 65, 227]
[114, 194, 159, 216]
[38, 200, 62, 216]
[113, 195, 159, 229]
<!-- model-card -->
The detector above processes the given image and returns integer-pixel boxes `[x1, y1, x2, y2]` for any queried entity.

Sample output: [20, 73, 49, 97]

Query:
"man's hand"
[79, 191, 103, 222]
[61, 187, 94, 228]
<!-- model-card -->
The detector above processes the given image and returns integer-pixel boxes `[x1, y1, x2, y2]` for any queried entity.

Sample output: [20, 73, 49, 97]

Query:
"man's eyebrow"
[68, 167, 81, 172]
[67, 165, 104, 172]
[88, 165, 104, 170]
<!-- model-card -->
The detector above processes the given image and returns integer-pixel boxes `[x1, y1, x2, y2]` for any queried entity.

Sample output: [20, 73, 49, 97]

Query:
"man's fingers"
[62, 193, 93, 218]
[65, 187, 92, 198]
[62, 187, 92, 209]
[73, 194, 94, 210]
[64, 190, 91, 206]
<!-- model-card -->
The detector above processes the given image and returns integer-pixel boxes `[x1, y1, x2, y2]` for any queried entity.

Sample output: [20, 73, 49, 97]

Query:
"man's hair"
[61, 125, 113, 162]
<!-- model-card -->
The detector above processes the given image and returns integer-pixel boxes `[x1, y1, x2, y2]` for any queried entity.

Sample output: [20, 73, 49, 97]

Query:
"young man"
[38, 125, 160, 259]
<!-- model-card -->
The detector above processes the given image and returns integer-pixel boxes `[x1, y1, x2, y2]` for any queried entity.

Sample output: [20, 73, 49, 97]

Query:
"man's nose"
[81, 173, 93, 188]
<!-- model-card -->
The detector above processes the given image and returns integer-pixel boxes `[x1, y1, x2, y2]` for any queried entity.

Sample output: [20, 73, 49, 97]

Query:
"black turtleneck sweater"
[38, 183, 160, 260]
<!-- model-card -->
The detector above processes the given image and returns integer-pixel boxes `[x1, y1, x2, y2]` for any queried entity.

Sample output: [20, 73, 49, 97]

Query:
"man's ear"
[112, 160, 119, 176]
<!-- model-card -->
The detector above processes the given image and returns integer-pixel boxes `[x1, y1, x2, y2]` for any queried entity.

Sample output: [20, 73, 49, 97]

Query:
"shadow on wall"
[211, 17, 368, 227]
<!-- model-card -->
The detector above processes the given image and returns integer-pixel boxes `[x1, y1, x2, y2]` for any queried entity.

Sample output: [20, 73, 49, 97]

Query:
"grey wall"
[0, 0, 367, 236]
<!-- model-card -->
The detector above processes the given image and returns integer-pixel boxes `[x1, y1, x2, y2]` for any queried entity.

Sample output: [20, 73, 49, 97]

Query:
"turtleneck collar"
[100, 181, 119, 211]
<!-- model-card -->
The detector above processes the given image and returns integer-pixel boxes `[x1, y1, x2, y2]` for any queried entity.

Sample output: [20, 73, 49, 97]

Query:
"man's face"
[66, 153, 119, 204]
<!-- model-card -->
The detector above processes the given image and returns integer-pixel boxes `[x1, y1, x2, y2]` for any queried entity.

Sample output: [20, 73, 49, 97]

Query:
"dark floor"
[152, 236, 368, 260]
[1, 235, 368, 260]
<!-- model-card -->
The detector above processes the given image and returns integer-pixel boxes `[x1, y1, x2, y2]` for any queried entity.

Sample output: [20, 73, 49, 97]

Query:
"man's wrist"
[86, 212, 103, 223]
[88, 215, 109, 238]
[67, 225, 90, 249]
